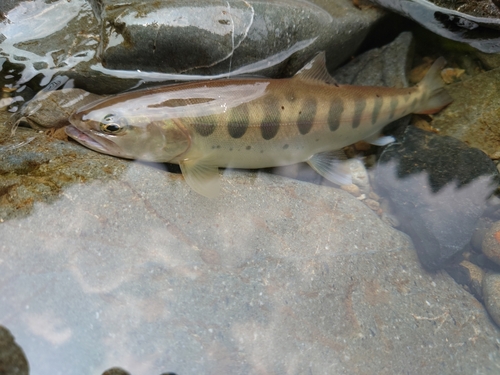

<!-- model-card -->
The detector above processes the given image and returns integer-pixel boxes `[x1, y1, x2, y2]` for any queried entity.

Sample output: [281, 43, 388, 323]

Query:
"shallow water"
[1, 1, 500, 374]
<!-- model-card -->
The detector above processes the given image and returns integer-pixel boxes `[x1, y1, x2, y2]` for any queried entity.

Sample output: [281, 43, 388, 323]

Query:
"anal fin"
[179, 158, 220, 198]
[307, 150, 352, 186]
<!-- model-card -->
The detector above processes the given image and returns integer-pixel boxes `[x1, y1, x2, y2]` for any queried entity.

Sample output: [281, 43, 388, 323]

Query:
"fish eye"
[100, 114, 126, 134]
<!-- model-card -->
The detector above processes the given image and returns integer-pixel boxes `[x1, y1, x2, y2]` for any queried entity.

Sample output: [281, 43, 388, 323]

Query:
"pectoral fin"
[179, 158, 220, 198]
[363, 134, 395, 146]
[307, 150, 352, 186]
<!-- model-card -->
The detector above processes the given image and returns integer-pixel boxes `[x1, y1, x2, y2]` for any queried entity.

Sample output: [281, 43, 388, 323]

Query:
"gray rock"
[9, 88, 102, 130]
[0, 325, 29, 375]
[483, 273, 500, 327]
[333, 30, 413, 87]
[101, 368, 131, 375]
[1, 126, 500, 374]
[98, 0, 332, 75]
[482, 221, 500, 266]
[370, 0, 500, 53]
[375, 126, 500, 270]
[0, 0, 384, 94]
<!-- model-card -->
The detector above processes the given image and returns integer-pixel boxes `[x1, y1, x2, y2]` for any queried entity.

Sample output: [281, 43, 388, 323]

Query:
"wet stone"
[101, 368, 131, 375]
[0, 125, 129, 221]
[1, 0, 384, 94]
[483, 273, 500, 327]
[9, 88, 103, 130]
[432, 68, 500, 160]
[375, 125, 500, 270]
[430, 0, 500, 18]
[347, 158, 371, 194]
[333, 31, 413, 87]
[482, 221, 500, 266]
[1, 157, 500, 373]
[340, 183, 361, 197]
[371, 0, 500, 53]
[0, 325, 29, 375]
[471, 217, 494, 252]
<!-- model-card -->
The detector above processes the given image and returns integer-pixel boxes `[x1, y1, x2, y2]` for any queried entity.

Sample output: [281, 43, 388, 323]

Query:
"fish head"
[66, 103, 190, 162]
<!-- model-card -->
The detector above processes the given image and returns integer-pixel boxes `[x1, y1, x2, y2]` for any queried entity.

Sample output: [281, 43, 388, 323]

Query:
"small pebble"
[341, 184, 361, 197]
[364, 198, 380, 211]
[470, 218, 493, 253]
[353, 140, 372, 151]
[481, 221, 500, 266]
[483, 273, 500, 327]
[364, 154, 377, 168]
[347, 158, 370, 194]
[368, 191, 380, 201]
[440, 67, 465, 84]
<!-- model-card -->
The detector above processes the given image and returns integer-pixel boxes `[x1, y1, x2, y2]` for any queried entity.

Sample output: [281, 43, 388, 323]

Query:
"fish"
[65, 52, 452, 197]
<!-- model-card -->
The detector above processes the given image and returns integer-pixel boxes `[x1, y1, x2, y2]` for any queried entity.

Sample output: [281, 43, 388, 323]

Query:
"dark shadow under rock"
[374, 125, 499, 270]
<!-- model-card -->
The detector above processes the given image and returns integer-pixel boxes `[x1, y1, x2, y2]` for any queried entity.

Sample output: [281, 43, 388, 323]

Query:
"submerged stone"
[482, 221, 500, 266]
[9, 88, 102, 130]
[0, 0, 384, 94]
[1, 157, 500, 373]
[0, 325, 29, 375]
[432, 68, 500, 160]
[375, 125, 499, 271]
[371, 0, 500, 53]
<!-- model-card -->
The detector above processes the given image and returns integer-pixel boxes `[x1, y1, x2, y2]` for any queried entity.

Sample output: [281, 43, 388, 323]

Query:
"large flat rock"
[1, 127, 500, 374]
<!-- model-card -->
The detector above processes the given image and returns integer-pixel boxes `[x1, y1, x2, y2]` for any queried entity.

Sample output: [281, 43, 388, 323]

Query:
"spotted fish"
[66, 52, 452, 197]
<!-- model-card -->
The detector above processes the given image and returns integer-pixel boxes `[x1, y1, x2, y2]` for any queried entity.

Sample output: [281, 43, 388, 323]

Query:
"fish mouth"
[65, 125, 115, 155]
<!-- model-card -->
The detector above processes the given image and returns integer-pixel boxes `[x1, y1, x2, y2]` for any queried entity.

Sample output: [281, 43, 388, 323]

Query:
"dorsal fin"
[294, 52, 339, 86]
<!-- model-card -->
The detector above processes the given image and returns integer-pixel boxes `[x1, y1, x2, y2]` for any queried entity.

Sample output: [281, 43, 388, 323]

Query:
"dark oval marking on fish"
[297, 97, 317, 135]
[389, 97, 398, 120]
[193, 115, 217, 136]
[352, 99, 366, 129]
[328, 98, 344, 132]
[227, 104, 249, 139]
[372, 96, 383, 125]
[261, 95, 281, 140]
[283, 144, 289, 149]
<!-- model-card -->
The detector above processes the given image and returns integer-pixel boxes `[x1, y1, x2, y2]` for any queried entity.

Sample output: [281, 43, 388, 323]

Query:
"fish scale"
[66, 52, 452, 197]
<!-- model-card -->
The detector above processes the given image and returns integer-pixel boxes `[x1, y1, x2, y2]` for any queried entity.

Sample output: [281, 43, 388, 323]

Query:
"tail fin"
[415, 57, 453, 115]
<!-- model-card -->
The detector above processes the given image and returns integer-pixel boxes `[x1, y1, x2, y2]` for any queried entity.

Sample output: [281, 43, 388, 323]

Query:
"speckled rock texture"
[375, 125, 499, 270]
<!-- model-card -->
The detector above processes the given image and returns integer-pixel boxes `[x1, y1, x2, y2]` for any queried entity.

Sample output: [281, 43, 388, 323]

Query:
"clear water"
[1, 1, 500, 374]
